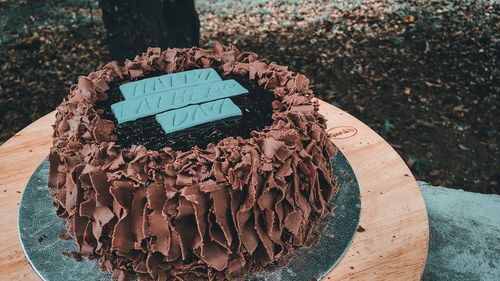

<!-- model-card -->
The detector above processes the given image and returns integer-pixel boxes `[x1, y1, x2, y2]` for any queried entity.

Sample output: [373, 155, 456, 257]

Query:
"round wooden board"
[0, 101, 429, 280]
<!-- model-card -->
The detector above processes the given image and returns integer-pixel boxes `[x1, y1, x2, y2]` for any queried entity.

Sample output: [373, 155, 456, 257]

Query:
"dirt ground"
[0, 0, 498, 193]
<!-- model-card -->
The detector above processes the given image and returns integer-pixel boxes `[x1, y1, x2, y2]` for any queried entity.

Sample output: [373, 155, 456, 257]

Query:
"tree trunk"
[99, 0, 200, 61]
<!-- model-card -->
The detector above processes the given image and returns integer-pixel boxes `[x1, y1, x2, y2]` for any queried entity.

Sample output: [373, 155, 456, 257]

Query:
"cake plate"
[18, 147, 360, 281]
[0, 101, 429, 280]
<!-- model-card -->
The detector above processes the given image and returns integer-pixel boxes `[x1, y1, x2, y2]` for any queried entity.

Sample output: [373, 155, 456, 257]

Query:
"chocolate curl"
[188, 187, 210, 254]
[210, 189, 235, 247]
[166, 224, 182, 262]
[146, 183, 171, 256]
[92, 205, 114, 251]
[48, 149, 61, 189]
[253, 208, 275, 260]
[176, 195, 198, 260]
[91, 117, 115, 143]
[73, 207, 90, 254]
[79, 196, 95, 218]
[201, 241, 229, 271]
[103, 61, 124, 80]
[130, 188, 147, 248]
[65, 164, 84, 215]
[236, 210, 259, 255]
[77, 76, 95, 94]
[88, 168, 113, 207]
[93, 78, 110, 95]
[110, 181, 136, 253]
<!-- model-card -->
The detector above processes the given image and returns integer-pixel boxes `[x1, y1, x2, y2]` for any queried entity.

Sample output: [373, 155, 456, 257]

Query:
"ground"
[0, 0, 498, 193]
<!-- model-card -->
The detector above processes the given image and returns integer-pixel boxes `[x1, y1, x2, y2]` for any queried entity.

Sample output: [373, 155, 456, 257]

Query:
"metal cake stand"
[18, 150, 360, 281]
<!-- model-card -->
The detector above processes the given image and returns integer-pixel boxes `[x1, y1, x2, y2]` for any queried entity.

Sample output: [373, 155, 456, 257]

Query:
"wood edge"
[0, 110, 55, 151]
[0, 111, 55, 281]
[317, 100, 429, 280]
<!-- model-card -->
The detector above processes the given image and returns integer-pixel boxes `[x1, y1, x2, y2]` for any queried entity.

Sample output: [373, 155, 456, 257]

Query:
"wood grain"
[0, 102, 428, 281]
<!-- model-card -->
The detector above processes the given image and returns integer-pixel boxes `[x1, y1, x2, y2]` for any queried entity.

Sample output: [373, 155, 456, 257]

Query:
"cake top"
[57, 43, 322, 154]
[96, 68, 276, 151]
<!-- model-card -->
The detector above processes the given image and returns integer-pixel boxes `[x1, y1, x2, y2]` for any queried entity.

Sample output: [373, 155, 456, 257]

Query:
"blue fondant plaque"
[111, 80, 248, 124]
[120, 68, 222, 99]
[155, 98, 242, 134]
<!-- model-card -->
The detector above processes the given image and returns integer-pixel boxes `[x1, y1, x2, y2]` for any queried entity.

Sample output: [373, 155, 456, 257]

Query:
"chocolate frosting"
[48, 44, 338, 281]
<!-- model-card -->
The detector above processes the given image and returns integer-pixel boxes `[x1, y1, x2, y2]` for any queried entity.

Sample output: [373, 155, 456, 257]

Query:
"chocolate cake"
[48, 44, 338, 280]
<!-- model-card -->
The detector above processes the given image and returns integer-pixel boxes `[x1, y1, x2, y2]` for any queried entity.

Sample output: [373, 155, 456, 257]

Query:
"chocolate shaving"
[48, 44, 338, 280]
[62, 250, 83, 261]
[58, 233, 72, 241]
[37, 234, 47, 243]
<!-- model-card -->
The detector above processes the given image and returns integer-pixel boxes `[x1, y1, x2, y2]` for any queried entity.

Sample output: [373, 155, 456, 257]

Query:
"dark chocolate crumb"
[71, 251, 83, 261]
[357, 225, 366, 232]
[37, 234, 47, 243]
[62, 251, 83, 261]
[58, 233, 72, 240]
